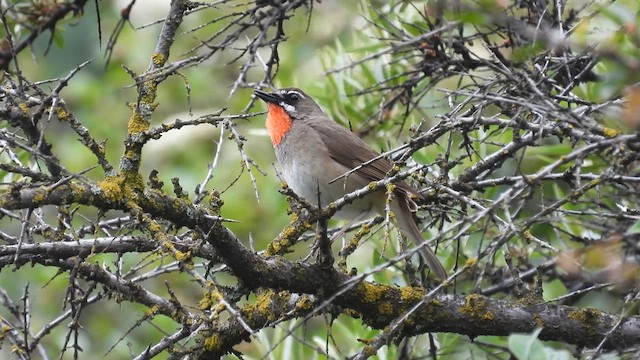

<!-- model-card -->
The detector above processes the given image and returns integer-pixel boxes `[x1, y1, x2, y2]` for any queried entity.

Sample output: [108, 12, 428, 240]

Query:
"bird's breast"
[265, 103, 292, 146]
[275, 129, 381, 219]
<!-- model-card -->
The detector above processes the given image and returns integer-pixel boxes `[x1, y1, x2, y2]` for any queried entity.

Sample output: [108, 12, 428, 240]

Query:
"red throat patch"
[265, 103, 292, 146]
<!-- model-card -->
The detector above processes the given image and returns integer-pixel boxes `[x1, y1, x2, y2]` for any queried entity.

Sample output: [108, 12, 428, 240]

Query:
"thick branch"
[1, 179, 638, 354]
[202, 221, 640, 355]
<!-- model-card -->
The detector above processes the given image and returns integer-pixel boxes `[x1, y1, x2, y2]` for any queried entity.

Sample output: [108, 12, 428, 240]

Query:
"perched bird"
[255, 87, 447, 280]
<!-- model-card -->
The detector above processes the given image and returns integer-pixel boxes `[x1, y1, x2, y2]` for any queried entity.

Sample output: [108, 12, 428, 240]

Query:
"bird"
[254, 87, 447, 280]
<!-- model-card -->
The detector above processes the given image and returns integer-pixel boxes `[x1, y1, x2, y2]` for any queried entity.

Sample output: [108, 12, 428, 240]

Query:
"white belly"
[281, 157, 380, 220]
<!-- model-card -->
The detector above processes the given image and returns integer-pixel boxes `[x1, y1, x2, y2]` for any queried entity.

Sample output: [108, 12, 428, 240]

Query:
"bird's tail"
[392, 197, 447, 281]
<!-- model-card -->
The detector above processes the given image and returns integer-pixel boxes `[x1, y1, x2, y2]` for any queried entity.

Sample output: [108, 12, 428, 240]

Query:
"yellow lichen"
[151, 52, 166, 66]
[174, 250, 191, 262]
[203, 333, 221, 351]
[124, 149, 138, 160]
[295, 294, 313, 311]
[460, 294, 494, 321]
[532, 313, 544, 327]
[98, 175, 126, 202]
[358, 282, 390, 303]
[55, 106, 71, 121]
[145, 305, 159, 317]
[400, 286, 424, 303]
[344, 308, 362, 319]
[212, 303, 226, 314]
[198, 287, 223, 310]
[465, 257, 478, 267]
[127, 112, 150, 134]
[385, 183, 396, 195]
[18, 103, 29, 114]
[602, 127, 619, 138]
[140, 81, 158, 104]
[378, 302, 393, 316]
[147, 221, 164, 235]
[31, 188, 48, 205]
[404, 316, 415, 327]
[242, 290, 277, 323]
[122, 172, 145, 195]
[266, 222, 309, 256]
[568, 308, 601, 323]
[567, 308, 602, 337]
[198, 294, 213, 310]
[362, 346, 377, 356]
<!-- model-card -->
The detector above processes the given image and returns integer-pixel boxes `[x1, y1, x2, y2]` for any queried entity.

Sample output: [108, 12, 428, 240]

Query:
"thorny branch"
[0, 0, 639, 359]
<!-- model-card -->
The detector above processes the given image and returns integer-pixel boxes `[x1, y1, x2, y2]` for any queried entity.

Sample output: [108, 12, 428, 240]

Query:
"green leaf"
[542, 279, 568, 301]
[512, 43, 546, 64]
[457, 11, 487, 25]
[53, 29, 65, 48]
[508, 328, 545, 360]
[626, 219, 640, 234]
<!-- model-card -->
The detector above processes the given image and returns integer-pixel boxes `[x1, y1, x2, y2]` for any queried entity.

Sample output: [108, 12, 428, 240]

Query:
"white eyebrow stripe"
[286, 90, 305, 99]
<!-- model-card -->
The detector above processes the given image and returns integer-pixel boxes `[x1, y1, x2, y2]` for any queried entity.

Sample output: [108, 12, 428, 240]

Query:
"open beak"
[254, 89, 284, 104]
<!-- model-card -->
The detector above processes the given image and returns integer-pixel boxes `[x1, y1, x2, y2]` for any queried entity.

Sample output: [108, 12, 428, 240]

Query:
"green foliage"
[1, 0, 640, 359]
[508, 329, 573, 360]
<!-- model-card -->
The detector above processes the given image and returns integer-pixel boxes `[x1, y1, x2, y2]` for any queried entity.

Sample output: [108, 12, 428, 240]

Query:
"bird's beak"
[254, 89, 284, 104]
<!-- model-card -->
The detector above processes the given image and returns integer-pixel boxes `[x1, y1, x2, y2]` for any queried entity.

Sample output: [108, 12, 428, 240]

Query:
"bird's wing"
[311, 120, 421, 199]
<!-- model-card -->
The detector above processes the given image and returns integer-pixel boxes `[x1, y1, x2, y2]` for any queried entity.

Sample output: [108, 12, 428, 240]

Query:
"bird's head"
[254, 87, 322, 146]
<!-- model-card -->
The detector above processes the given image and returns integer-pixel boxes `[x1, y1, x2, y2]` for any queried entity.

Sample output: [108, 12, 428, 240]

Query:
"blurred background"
[1, 0, 639, 358]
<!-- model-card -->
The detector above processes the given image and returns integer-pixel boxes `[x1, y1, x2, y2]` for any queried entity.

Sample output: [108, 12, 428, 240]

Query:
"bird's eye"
[288, 93, 301, 102]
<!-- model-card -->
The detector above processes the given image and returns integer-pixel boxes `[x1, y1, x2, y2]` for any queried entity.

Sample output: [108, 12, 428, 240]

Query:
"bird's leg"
[315, 211, 333, 268]
[309, 210, 368, 263]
